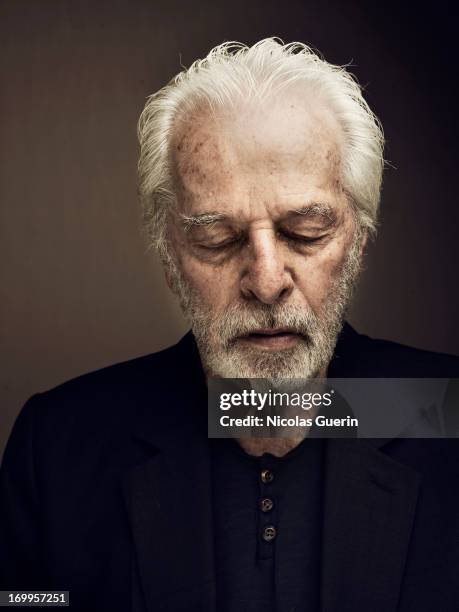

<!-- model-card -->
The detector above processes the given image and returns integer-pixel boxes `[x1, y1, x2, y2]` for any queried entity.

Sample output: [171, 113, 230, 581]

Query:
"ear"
[358, 230, 368, 261]
[162, 250, 182, 297]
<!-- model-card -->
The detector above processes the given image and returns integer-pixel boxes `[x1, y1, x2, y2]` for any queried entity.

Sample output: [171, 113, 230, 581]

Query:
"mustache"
[212, 302, 320, 347]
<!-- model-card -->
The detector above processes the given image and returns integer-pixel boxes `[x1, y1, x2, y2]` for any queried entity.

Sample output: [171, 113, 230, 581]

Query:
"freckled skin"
[167, 93, 362, 327]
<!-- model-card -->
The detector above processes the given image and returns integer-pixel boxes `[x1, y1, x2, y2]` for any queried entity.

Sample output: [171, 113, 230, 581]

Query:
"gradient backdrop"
[1, 0, 458, 455]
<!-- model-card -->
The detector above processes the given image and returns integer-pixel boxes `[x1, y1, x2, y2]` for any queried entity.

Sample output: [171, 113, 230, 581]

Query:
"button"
[261, 469, 274, 483]
[262, 525, 277, 542]
[260, 498, 274, 512]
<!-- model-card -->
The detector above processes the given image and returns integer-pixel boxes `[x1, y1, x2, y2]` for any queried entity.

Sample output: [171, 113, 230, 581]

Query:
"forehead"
[171, 92, 345, 219]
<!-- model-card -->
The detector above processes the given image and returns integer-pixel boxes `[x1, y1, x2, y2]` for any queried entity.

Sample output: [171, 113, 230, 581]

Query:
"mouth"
[236, 328, 303, 350]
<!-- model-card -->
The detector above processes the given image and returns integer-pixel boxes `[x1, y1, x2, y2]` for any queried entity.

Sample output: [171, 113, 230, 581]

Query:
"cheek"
[293, 240, 351, 308]
[169, 223, 240, 311]
[178, 251, 240, 310]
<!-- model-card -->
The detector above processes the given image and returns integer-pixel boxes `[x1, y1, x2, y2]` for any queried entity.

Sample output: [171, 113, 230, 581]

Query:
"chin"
[203, 342, 326, 380]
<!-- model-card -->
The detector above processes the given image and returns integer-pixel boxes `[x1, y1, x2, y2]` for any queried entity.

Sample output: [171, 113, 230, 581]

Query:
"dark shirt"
[211, 437, 325, 612]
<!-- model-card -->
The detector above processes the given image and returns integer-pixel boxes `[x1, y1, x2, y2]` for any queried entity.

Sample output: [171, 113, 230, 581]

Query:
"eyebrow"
[287, 203, 337, 223]
[180, 212, 227, 231]
[180, 202, 337, 231]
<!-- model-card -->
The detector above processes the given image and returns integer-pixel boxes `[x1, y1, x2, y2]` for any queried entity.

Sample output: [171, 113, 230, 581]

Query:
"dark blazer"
[1, 324, 459, 612]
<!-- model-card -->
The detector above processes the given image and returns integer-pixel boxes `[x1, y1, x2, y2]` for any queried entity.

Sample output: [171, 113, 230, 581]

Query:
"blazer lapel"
[122, 429, 216, 612]
[321, 438, 421, 612]
[121, 338, 215, 612]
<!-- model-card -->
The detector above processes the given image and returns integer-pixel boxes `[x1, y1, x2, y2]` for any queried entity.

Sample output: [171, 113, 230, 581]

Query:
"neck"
[235, 363, 328, 457]
[236, 434, 307, 457]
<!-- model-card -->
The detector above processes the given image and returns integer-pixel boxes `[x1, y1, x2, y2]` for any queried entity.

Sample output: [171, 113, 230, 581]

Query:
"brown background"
[1, 0, 458, 457]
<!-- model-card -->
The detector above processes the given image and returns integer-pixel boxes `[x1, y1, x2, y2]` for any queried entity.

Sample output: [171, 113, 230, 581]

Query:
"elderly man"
[1, 39, 458, 612]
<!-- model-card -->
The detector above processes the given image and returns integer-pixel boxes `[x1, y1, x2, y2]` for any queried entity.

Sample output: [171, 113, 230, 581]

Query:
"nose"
[240, 228, 294, 304]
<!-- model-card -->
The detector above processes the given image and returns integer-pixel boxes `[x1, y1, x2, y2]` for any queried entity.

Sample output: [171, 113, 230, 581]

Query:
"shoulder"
[36, 330, 198, 406]
[5, 332, 200, 463]
[334, 323, 459, 377]
[360, 333, 459, 377]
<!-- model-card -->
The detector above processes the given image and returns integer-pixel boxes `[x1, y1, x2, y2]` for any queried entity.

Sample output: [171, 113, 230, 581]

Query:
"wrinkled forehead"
[170, 92, 345, 219]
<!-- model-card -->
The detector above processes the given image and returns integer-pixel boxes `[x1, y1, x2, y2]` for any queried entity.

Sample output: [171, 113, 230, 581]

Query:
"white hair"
[137, 38, 385, 260]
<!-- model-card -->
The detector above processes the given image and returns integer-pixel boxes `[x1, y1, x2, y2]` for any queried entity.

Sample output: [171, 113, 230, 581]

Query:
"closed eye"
[280, 230, 328, 244]
[196, 237, 243, 251]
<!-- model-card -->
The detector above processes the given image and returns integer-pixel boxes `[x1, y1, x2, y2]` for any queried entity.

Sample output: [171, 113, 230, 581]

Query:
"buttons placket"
[257, 461, 277, 559]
